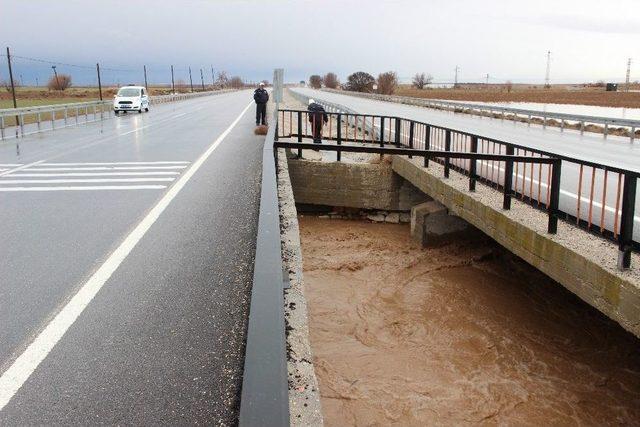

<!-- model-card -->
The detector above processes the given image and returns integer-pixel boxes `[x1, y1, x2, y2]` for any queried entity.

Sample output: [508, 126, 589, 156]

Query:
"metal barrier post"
[408, 121, 414, 159]
[444, 130, 451, 178]
[548, 159, 562, 234]
[0, 116, 4, 140]
[394, 118, 401, 147]
[469, 136, 478, 191]
[379, 117, 385, 147]
[297, 111, 302, 158]
[37, 112, 41, 131]
[503, 146, 514, 209]
[618, 174, 637, 269]
[424, 125, 430, 167]
[19, 113, 24, 136]
[337, 113, 342, 162]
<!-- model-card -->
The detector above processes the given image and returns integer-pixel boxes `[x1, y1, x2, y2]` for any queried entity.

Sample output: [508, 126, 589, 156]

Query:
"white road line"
[0, 160, 46, 178]
[40, 161, 189, 166]
[25, 166, 187, 172]
[7, 172, 181, 177]
[0, 178, 175, 184]
[0, 164, 23, 167]
[0, 100, 253, 411]
[0, 185, 167, 192]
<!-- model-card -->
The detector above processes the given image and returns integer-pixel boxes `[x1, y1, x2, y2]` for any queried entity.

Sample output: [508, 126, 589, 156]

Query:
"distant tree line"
[307, 70, 434, 95]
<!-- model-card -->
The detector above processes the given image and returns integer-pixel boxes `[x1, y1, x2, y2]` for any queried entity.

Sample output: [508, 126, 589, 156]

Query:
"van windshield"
[117, 88, 141, 97]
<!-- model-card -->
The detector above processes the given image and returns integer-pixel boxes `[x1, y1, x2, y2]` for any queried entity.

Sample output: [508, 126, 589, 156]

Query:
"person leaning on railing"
[307, 99, 328, 144]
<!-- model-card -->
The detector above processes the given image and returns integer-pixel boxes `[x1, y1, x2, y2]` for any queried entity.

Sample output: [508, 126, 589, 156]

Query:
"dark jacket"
[307, 102, 328, 123]
[253, 88, 269, 104]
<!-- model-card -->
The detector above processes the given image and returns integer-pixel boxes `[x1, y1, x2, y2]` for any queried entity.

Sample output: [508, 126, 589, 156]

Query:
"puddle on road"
[299, 216, 640, 426]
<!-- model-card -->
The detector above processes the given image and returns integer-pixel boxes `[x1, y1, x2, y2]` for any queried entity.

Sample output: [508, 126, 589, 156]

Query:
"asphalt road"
[292, 88, 640, 241]
[0, 90, 264, 424]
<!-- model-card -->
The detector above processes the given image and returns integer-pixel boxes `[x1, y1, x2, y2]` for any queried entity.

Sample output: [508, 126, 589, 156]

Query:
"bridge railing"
[318, 88, 640, 141]
[0, 89, 237, 140]
[276, 108, 639, 269]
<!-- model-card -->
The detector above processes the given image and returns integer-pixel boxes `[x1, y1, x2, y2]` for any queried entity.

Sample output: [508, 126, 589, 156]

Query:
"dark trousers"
[255, 103, 267, 125]
[310, 116, 324, 143]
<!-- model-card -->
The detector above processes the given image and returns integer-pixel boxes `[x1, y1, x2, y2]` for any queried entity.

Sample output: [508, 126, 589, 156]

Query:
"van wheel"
[138, 108, 142, 114]
[145, 107, 149, 112]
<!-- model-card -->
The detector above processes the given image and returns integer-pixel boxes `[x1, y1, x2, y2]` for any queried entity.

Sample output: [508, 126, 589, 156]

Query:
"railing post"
[469, 136, 478, 191]
[51, 110, 55, 130]
[379, 117, 385, 147]
[617, 173, 637, 270]
[297, 111, 302, 159]
[19, 113, 24, 136]
[37, 112, 41, 131]
[424, 125, 430, 167]
[503, 146, 514, 209]
[337, 113, 342, 162]
[0, 116, 4, 140]
[444, 130, 451, 178]
[394, 118, 401, 147]
[64, 107, 68, 126]
[547, 159, 562, 234]
[408, 121, 414, 159]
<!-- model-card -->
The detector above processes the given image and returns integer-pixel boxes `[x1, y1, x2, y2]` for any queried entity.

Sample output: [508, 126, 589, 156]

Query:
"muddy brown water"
[299, 216, 640, 426]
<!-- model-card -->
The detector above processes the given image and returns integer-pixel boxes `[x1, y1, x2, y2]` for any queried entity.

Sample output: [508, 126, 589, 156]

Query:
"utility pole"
[485, 73, 489, 86]
[143, 65, 148, 90]
[200, 68, 205, 91]
[545, 50, 551, 88]
[454, 65, 460, 88]
[6, 47, 18, 129]
[625, 58, 632, 92]
[211, 65, 215, 87]
[188, 66, 194, 92]
[96, 63, 103, 100]
[35, 77, 39, 87]
[52, 65, 60, 90]
[170, 65, 175, 93]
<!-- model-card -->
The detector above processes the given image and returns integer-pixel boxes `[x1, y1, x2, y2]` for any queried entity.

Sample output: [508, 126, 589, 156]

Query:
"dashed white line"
[0, 185, 167, 192]
[25, 166, 187, 172]
[7, 172, 181, 177]
[40, 161, 189, 166]
[0, 100, 253, 410]
[0, 178, 175, 184]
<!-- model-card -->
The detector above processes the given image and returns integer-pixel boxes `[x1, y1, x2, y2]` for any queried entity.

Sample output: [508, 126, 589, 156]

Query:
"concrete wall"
[392, 156, 640, 338]
[287, 157, 428, 211]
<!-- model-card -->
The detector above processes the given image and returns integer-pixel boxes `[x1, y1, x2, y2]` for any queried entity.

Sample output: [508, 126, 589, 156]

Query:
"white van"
[113, 86, 149, 114]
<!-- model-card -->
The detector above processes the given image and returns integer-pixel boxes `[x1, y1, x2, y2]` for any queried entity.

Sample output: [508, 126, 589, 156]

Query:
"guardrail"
[0, 89, 237, 140]
[318, 88, 640, 141]
[239, 109, 289, 427]
[276, 106, 639, 270]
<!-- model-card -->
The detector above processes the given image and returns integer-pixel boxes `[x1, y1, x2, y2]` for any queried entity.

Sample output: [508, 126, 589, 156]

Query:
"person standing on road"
[253, 82, 269, 126]
[307, 99, 328, 144]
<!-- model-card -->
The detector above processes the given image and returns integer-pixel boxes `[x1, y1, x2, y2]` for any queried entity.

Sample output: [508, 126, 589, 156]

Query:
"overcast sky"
[1, 0, 639, 85]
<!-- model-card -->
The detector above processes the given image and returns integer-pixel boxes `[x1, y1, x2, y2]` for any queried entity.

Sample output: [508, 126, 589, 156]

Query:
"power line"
[9, 54, 135, 72]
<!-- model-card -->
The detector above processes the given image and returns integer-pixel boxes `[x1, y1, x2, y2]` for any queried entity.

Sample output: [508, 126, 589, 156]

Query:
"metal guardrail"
[319, 88, 640, 141]
[239, 110, 289, 427]
[0, 89, 237, 140]
[276, 105, 639, 270]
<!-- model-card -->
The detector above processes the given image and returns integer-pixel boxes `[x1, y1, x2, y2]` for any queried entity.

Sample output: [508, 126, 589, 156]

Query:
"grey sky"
[2, 0, 639, 84]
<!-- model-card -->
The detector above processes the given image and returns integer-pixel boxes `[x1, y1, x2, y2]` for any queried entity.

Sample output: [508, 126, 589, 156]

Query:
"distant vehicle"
[113, 86, 149, 114]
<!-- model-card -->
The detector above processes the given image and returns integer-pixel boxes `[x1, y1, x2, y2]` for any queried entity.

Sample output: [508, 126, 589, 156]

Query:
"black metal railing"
[275, 108, 639, 269]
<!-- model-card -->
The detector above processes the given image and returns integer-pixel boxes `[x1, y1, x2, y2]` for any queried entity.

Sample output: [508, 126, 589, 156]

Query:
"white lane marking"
[0, 178, 175, 184]
[0, 160, 46, 178]
[25, 166, 187, 172]
[7, 172, 181, 177]
[0, 100, 253, 410]
[0, 185, 167, 192]
[0, 109, 196, 177]
[0, 164, 23, 167]
[40, 161, 189, 166]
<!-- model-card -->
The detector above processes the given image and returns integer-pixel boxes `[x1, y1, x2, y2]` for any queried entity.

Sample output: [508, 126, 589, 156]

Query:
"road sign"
[273, 68, 283, 103]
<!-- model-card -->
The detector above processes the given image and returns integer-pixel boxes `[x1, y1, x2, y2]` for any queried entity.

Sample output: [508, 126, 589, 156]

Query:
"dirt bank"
[300, 216, 640, 426]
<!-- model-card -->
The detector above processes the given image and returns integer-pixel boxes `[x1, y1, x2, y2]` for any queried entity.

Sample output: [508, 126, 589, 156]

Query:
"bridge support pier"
[410, 200, 469, 247]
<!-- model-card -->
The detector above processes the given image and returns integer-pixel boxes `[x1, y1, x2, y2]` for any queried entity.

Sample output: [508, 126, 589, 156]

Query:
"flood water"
[462, 101, 640, 120]
[300, 216, 640, 426]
